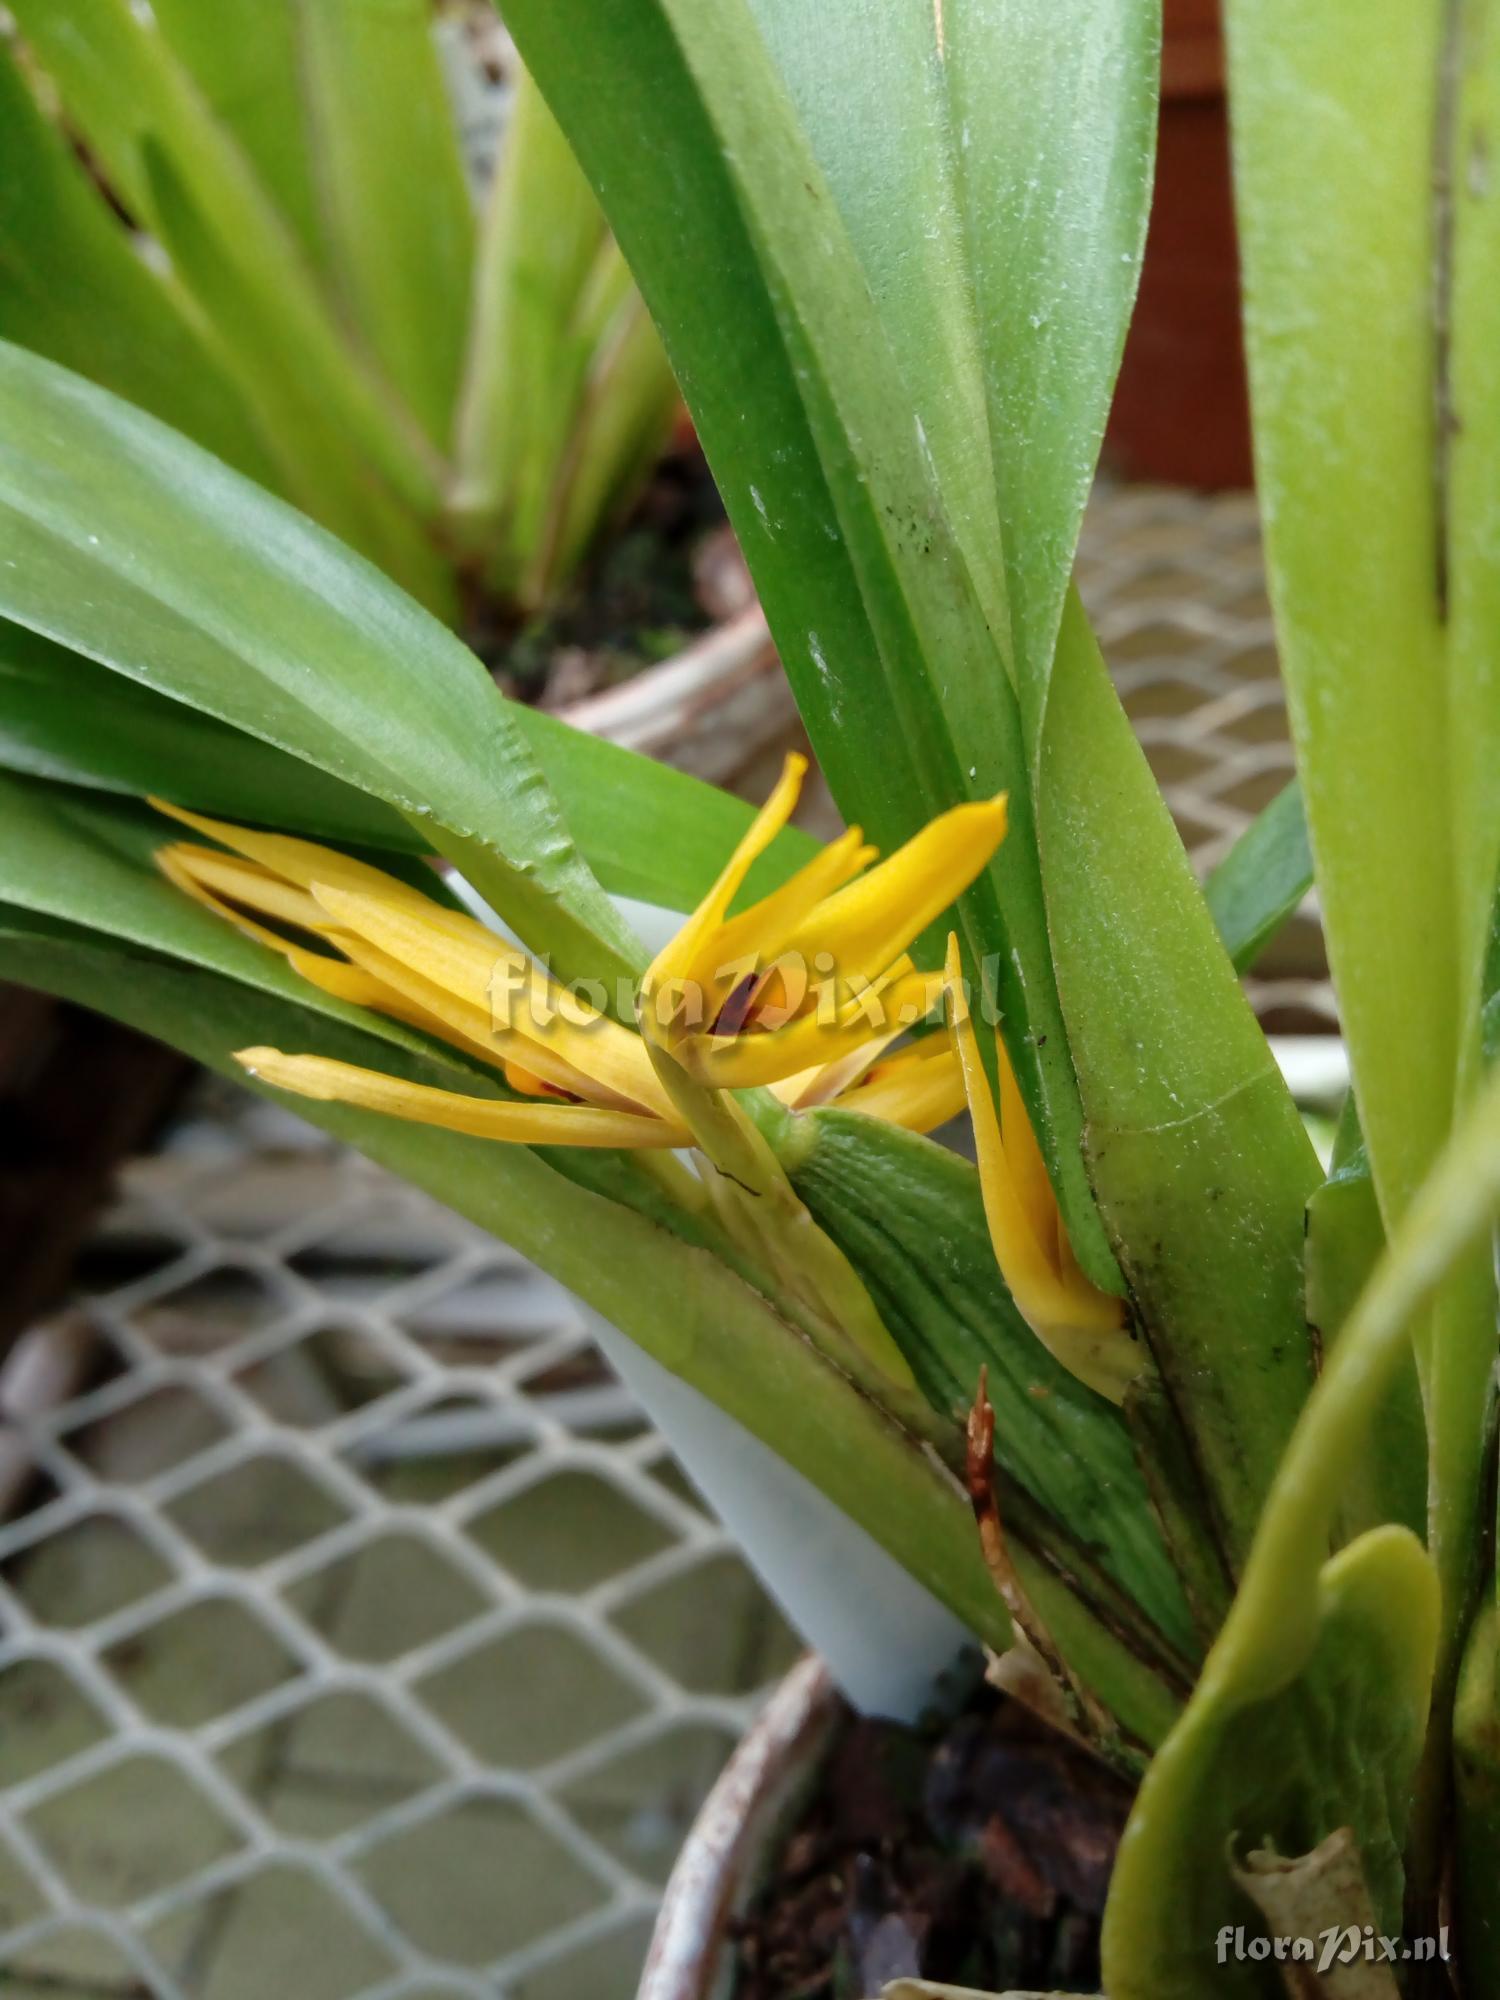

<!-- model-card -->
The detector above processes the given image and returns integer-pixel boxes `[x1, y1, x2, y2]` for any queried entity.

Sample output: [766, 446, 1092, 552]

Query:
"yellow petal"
[281, 944, 459, 1034]
[996, 1013, 1060, 1257]
[943, 937, 1133, 1402]
[330, 928, 650, 1110]
[835, 1036, 967, 1134]
[775, 795, 1008, 984]
[774, 1024, 907, 1110]
[151, 800, 435, 906]
[699, 825, 874, 1002]
[159, 845, 331, 945]
[690, 967, 945, 1088]
[308, 881, 672, 1117]
[235, 1048, 686, 1147]
[646, 752, 807, 994]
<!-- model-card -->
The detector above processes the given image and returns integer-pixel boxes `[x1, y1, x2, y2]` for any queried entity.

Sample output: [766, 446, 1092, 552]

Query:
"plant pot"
[558, 602, 802, 791]
[1105, 0, 1253, 489]
[640, 1655, 841, 2000]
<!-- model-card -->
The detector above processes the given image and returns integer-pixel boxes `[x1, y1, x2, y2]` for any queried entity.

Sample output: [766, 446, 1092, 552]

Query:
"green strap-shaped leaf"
[260, 0, 475, 448]
[451, 61, 611, 576]
[0, 619, 820, 911]
[1041, 599, 1322, 1572]
[0, 42, 274, 489]
[1448, 2, 1500, 1081]
[6, 0, 439, 520]
[1304, 1147, 1427, 1544]
[0, 345, 643, 992]
[1226, 0, 1500, 1651]
[1106, 1051, 1500, 1992]
[144, 0, 325, 268]
[943, 0, 1160, 746]
[140, 140, 455, 615]
[527, 264, 681, 610]
[1204, 779, 1313, 974]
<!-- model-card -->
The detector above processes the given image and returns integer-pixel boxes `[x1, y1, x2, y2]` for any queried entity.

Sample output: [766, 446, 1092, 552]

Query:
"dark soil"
[467, 441, 739, 706]
[731, 1682, 1133, 1999]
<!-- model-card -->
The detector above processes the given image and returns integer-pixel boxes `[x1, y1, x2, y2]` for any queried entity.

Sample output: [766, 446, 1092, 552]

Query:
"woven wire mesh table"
[0, 483, 1332, 1999]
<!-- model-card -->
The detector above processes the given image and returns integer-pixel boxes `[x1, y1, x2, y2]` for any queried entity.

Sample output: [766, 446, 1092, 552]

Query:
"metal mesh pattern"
[0, 481, 1330, 1998]
[0, 1098, 798, 1998]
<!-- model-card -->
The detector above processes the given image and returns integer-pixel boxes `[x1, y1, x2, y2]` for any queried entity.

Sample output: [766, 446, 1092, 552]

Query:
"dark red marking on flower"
[712, 970, 762, 1038]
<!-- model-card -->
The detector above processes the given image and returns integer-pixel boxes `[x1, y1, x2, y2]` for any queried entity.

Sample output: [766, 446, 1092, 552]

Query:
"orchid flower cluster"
[154, 755, 1124, 1407]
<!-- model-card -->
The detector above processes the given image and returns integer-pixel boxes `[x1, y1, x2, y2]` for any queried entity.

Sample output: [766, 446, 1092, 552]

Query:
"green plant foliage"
[1227, 0, 1500, 1700]
[791, 1108, 1195, 1666]
[0, 1, 676, 617]
[1039, 596, 1321, 1577]
[1109, 1053, 1500, 1993]
[1204, 780, 1313, 974]
[0, 905, 1017, 1662]
[1104, 1526, 1438, 1997]
[0, 344, 641, 991]
[0, 617, 820, 910]
[0, 0, 1497, 1974]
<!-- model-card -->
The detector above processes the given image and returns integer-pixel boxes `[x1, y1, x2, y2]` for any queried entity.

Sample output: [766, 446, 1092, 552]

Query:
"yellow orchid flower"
[153, 799, 692, 1148]
[942, 936, 1142, 1406]
[640, 752, 1008, 1093]
[150, 790, 974, 1151]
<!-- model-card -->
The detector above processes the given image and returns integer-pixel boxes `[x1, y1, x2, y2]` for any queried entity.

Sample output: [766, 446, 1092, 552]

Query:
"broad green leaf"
[269, 0, 475, 447]
[1449, 2, 1500, 1079]
[0, 622, 424, 854]
[1226, 0, 1456, 1224]
[6, 0, 439, 520]
[1226, 0, 1500, 1645]
[1204, 779, 1313, 974]
[744, 0, 1011, 649]
[0, 617, 823, 912]
[1103, 1526, 1438, 1997]
[0, 42, 273, 488]
[1040, 599, 1321, 1570]
[943, 0, 1160, 742]
[0, 345, 643, 993]
[503, 0, 1119, 1289]
[1107, 1050, 1500, 1992]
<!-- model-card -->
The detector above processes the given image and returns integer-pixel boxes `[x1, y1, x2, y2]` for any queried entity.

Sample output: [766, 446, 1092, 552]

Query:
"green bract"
[0, 1, 1497, 1992]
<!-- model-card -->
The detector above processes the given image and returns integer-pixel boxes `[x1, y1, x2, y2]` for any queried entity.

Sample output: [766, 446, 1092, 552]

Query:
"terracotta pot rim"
[640, 1655, 840, 2000]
